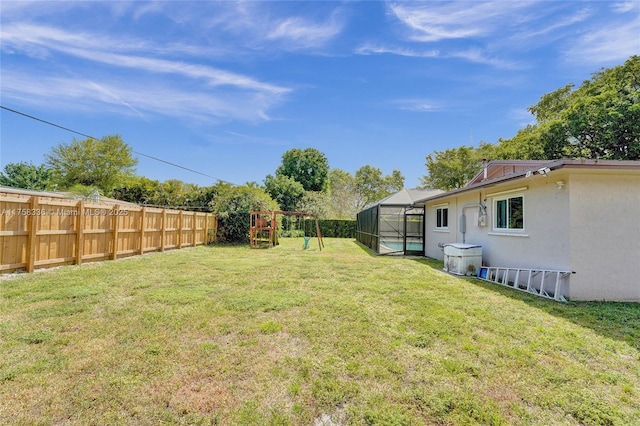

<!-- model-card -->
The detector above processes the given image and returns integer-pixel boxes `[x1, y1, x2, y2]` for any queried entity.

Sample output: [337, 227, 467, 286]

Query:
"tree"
[355, 165, 405, 205]
[326, 168, 364, 219]
[275, 148, 329, 192]
[298, 191, 332, 218]
[419, 146, 487, 191]
[263, 173, 305, 212]
[561, 57, 640, 160]
[502, 55, 640, 161]
[0, 162, 53, 190]
[113, 176, 162, 205]
[45, 135, 138, 195]
[209, 184, 279, 243]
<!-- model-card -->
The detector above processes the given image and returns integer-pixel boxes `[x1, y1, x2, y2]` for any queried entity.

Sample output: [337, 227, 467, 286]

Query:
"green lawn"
[1, 238, 639, 425]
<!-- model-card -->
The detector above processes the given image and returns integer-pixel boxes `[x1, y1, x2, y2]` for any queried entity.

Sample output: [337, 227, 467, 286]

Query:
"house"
[414, 159, 640, 302]
[356, 188, 442, 255]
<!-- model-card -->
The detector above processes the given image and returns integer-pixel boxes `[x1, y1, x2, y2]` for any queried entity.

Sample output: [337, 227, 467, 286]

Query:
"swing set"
[249, 211, 324, 250]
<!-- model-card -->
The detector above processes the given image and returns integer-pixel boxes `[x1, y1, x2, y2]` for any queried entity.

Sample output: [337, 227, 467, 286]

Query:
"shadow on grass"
[411, 257, 640, 352]
[353, 241, 379, 258]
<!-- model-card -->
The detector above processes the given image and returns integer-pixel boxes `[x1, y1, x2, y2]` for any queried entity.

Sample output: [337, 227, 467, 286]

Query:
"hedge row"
[304, 219, 356, 239]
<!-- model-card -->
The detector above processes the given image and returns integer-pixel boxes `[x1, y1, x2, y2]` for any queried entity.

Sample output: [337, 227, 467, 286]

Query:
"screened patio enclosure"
[356, 188, 442, 255]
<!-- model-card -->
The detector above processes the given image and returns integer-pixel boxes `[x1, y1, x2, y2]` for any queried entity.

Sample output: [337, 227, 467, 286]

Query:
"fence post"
[112, 204, 120, 260]
[139, 206, 146, 255]
[26, 196, 39, 273]
[76, 200, 85, 265]
[161, 208, 166, 252]
[204, 213, 209, 244]
[178, 210, 183, 249]
[192, 212, 197, 246]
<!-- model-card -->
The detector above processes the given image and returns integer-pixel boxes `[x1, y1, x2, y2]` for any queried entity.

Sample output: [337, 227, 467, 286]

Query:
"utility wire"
[0, 105, 237, 186]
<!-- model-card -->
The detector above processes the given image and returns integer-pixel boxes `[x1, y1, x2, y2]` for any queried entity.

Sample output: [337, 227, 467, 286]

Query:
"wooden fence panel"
[181, 212, 194, 248]
[34, 199, 79, 269]
[164, 211, 180, 250]
[114, 206, 142, 258]
[0, 196, 30, 271]
[81, 202, 114, 262]
[142, 208, 163, 252]
[0, 194, 216, 274]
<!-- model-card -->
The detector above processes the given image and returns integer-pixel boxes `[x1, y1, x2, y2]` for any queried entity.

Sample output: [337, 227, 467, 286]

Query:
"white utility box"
[443, 243, 482, 276]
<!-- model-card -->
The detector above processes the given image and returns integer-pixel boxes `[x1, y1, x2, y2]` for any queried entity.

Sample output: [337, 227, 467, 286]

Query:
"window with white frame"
[494, 194, 524, 230]
[436, 206, 448, 230]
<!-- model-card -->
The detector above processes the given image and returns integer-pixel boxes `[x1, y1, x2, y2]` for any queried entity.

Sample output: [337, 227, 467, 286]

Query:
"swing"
[302, 216, 311, 249]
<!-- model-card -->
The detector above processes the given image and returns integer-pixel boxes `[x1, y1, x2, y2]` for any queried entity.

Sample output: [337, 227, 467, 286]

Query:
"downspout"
[460, 203, 487, 244]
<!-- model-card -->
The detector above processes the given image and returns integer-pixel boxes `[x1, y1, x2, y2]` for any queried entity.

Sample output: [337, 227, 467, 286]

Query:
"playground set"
[249, 211, 324, 250]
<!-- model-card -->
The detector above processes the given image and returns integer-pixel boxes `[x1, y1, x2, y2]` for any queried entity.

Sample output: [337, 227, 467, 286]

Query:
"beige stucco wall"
[424, 168, 640, 301]
[568, 171, 640, 301]
[426, 174, 571, 269]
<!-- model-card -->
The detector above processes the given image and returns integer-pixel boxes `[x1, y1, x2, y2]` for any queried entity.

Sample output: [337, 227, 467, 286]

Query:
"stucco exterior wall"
[425, 175, 572, 271]
[424, 167, 640, 302]
[568, 172, 640, 301]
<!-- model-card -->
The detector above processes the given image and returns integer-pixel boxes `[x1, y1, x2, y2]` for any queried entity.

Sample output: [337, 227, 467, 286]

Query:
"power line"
[0, 105, 237, 186]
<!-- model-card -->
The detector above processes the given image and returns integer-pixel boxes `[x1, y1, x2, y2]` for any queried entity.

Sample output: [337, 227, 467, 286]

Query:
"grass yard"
[1, 238, 639, 425]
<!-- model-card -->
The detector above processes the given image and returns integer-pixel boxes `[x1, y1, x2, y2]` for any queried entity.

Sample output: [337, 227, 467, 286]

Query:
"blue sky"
[1, 1, 638, 188]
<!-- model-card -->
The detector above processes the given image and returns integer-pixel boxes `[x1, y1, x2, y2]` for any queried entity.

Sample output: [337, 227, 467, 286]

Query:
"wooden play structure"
[250, 211, 324, 250]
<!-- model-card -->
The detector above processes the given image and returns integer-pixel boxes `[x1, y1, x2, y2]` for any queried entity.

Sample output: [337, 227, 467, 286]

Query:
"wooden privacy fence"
[0, 194, 217, 274]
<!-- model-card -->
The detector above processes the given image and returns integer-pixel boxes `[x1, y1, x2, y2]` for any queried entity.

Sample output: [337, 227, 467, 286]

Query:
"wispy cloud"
[1, 22, 290, 122]
[136, 1, 345, 53]
[449, 49, 522, 70]
[1, 69, 281, 124]
[391, 99, 442, 113]
[356, 43, 439, 58]
[387, 1, 535, 43]
[356, 43, 520, 69]
[266, 14, 344, 50]
[564, 2, 640, 65]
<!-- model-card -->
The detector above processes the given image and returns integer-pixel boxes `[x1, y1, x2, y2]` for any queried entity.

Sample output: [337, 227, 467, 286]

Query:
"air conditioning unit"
[443, 243, 482, 276]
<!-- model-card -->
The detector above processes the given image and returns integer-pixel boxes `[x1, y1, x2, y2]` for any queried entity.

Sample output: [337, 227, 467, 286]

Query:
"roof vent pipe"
[482, 158, 488, 181]
[460, 203, 486, 244]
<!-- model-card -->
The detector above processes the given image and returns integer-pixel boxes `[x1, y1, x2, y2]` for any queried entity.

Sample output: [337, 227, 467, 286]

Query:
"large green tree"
[498, 55, 640, 160]
[263, 173, 305, 212]
[355, 165, 404, 205]
[45, 135, 138, 195]
[0, 162, 53, 190]
[561, 56, 640, 159]
[275, 148, 329, 192]
[420, 144, 494, 191]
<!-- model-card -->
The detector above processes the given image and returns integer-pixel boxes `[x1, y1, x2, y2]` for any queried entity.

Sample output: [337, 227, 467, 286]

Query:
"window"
[494, 195, 524, 230]
[436, 207, 448, 229]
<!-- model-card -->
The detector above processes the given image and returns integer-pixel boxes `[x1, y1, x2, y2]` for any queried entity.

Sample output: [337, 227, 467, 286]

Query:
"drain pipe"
[460, 203, 487, 244]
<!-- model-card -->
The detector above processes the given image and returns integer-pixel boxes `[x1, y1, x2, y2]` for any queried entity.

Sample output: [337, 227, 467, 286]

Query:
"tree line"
[0, 141, 404, 241]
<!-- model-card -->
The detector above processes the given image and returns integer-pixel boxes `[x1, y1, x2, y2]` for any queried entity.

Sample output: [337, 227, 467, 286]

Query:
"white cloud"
[449, 49, 522, 70]
[392, 99, 442, 113]
[1, 69, 281, 123]
[355, 43, 520, 69]
[0, 22, 290, 122]
[564, 3, 640, 65]
[355, 43, 439, 58]
[266, 15, 344, 50]
[387, 1, 535, 42]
